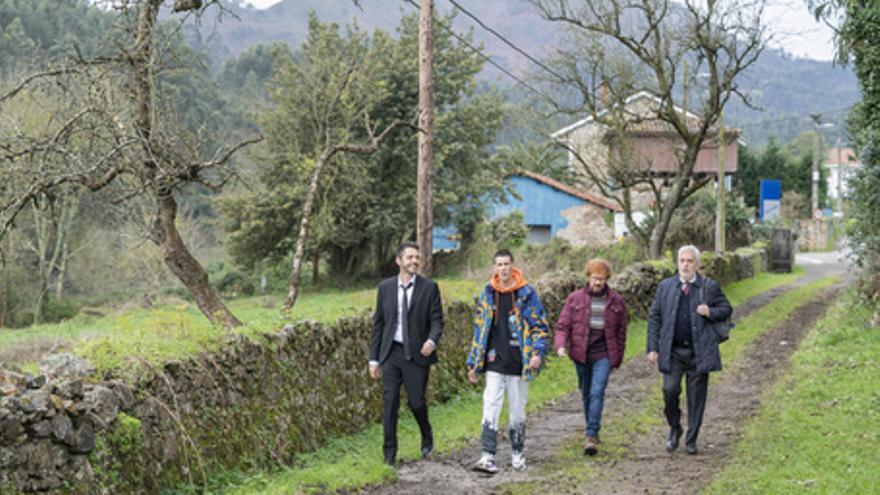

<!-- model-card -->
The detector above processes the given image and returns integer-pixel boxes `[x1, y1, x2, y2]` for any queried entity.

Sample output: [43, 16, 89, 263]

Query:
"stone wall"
[0, 247, 765, 494]
[796, 219, 835, 251]
[557, 203, 616, 246]
[0, 356, 132, 493]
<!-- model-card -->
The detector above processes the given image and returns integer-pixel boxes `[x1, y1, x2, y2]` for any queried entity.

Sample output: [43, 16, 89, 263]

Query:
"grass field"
[705, 290, 879, 495]
[0, 278, 483, 375]
[206, 269, 808, 495]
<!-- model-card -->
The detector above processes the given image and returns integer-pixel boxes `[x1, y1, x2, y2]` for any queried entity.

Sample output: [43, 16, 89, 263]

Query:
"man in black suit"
[369, 241, 444, 466]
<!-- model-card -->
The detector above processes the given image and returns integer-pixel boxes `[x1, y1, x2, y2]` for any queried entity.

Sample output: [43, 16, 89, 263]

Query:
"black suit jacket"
[370, 275, 444, 367]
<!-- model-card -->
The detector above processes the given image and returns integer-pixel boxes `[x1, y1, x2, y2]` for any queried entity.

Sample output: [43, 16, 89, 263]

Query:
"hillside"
[195, 0, 860, 147]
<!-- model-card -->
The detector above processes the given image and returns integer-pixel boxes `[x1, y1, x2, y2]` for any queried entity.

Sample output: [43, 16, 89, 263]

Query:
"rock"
[21, 442, 67, 488]
[0, 415, 24, 446]
[0, 384, 17, 397]
[68, 422, 95, 454]
[56, 379, 84, 400]
[106, 380, 135, 410]
[0, 446, 16, 468]
[83, 385, 119, 428]
[28, 420, 52, 438]
[19, 390, 50, 415]
[51, 413, 72, 442]
[0, 370, 26, 387]
[39, 354, 94, 381]
[49, 394, 65, 411]
[25, 375, 47, 389]
[70, 453, 94, 482]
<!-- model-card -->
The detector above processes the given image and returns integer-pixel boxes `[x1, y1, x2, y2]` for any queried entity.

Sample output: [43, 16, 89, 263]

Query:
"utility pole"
[836, 135, 843, 214]
[810, 113, 822, 219]
[810, 113, 823, 249]
[417, 0, 434, 276]
[715, 111, 726, 252]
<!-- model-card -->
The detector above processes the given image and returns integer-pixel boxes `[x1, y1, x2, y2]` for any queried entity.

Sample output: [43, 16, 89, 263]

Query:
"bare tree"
[281, 115, 403, 314]
[0, 1, 259, 328]
[22, 192, 82, 323]
[532, 0, 768, 257]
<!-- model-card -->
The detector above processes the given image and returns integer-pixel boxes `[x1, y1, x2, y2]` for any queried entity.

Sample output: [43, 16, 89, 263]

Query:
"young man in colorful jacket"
[466, 249, 550, 473]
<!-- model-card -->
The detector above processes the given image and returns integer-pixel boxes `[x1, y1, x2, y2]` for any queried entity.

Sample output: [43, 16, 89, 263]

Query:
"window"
[526, 225, 552, 245]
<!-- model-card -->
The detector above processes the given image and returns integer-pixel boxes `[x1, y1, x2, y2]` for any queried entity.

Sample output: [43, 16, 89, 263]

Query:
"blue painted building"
[433, 171, 622, 249]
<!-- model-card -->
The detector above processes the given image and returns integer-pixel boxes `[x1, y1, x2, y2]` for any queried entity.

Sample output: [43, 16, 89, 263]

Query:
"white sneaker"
[473, 452, 498, 474]
[511, 451, 526, 471]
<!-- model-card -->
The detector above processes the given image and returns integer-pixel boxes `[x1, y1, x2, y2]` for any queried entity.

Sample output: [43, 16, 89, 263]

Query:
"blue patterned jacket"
[466, 283, 550, 381]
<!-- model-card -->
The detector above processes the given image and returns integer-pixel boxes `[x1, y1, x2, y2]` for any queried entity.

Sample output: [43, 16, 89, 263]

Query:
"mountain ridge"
[196, 0, 859, 146]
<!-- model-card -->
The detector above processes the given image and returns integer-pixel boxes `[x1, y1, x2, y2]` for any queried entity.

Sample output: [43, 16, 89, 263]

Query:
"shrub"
[41, 297, 80, 323]
[662, 189, 754, 253]
[490, 211, 527, 248]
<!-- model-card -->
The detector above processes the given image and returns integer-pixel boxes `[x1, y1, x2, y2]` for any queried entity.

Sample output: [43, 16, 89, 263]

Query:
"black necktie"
[400, 282, 412, 359]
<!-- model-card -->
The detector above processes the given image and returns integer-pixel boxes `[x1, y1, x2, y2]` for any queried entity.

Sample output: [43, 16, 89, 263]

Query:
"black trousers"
[382, 343, 432, 459]
[662, 346, 709, 446]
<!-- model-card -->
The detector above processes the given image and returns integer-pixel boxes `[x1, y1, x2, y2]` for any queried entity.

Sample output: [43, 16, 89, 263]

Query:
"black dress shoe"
[421, 440, 434, 458]
[666, 427, 683, 452]
[384, 449, 397, 466]
[686, 442, 698, 455]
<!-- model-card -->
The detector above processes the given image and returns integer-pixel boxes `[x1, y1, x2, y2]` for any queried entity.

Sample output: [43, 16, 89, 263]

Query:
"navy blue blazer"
[646, 274, 732, 374]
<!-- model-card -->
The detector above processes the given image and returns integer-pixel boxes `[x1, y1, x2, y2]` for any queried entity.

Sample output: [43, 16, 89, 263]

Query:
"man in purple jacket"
[554, 258, 628, 455]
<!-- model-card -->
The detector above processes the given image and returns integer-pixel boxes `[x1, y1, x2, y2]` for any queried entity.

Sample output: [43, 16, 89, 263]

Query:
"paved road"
[795, 249, 852, 282]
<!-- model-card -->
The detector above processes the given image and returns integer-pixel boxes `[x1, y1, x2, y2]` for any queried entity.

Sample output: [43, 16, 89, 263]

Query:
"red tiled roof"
[514, 170, 623, 212]
[825, 147, 860, 166]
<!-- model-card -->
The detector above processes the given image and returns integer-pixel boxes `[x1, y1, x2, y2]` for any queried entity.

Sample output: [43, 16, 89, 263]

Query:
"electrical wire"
[401, 0, 552, 100]
[444, 0, 567, 82]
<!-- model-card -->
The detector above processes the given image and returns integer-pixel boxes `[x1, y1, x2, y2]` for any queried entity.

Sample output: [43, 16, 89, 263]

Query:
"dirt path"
[365, 260, 847, 495]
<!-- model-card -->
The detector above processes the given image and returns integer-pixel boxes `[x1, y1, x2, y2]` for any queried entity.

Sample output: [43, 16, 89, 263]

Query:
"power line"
[444, 0, 567, 82]
[401, 0, 550, 100]
[735, 105, 855, 129]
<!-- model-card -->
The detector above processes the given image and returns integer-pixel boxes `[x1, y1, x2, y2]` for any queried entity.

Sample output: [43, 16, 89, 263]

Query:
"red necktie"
[683, 282, 691, 296]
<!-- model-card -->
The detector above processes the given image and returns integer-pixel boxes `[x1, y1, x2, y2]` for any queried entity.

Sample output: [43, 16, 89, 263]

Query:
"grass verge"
[705, 290, 878, 495]
[209, 270, 807, 495]
[0, 278, 482, 375]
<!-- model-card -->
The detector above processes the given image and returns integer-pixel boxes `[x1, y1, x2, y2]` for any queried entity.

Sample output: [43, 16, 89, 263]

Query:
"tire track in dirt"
[365, 264, 844, 495]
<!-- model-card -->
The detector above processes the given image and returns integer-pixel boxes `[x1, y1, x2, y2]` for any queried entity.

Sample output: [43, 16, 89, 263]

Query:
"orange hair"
[585, 258, 612, 279]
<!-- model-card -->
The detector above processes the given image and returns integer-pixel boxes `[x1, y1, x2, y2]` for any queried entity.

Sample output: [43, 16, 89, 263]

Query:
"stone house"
[550, 91, 740, 213]
[824, 146, 860, 212]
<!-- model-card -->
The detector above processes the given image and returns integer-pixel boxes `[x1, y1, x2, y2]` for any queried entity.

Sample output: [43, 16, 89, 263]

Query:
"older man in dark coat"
[646, 245, 732, 455]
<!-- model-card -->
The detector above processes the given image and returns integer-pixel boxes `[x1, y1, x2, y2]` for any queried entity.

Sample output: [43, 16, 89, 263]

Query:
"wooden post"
[715, 111, 726, 252]
[417, 0, 434, 276]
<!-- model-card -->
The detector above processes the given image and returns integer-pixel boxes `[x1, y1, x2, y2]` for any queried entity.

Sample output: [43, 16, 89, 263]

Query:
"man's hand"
[646, 351, 658, 364]
[421, 339, 436, 356]
[527, 355, 542, 371]
[467, 368, 479, 384]
[369, 364, 380, 379]
[556, 347, 568, 358]
[696, 304, 710, 317]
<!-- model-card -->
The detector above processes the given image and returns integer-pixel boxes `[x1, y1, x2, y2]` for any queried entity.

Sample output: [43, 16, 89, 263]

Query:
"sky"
[241, 0, 837, 61]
